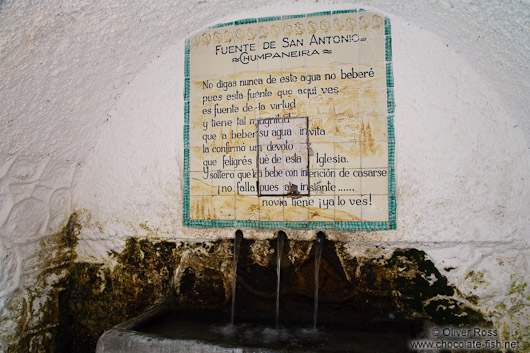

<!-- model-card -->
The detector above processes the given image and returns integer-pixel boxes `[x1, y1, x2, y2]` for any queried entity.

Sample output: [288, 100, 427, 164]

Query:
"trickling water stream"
[313, 232, 324, 330]
[276, 231, 286, 329]
[230, 230, 243, 325]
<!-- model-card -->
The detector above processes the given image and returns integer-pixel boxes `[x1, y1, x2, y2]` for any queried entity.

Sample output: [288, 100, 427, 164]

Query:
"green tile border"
[388, 140, 395, 168]
[385, 35, 392, 62]
[235, 220, 259, 228]
[183, 147, 190, 223]
[309, 222, 336, 230]
[282, 14, 305, 20]
[362, 222, 388, 231]
[335, 222, 363, 231]
[186, 220, 237, 227]
[183, 77, 190, 101]
[183, 36, 191, 223]
[287, 222, 310, 230]
[307, 11, 331, 17]
[183, 126, 190, 148]
[184, 55, 190, 78]
[388, 168, 396, 195]
[212, 21, 234, 28]
[258, 221, 289, 230]
[184, 102, 190, 125]
[387, 87, 395, 114]
[387, 115, 395, 141]
[384, 16, 391, 36]
[388, 195, 397, 229]
[386, 62, 394, 88]
[332, 9, 357, 14]
[185, 38, 190, 55]
[183, 9, 396, 231]
[235, 18, 257, 25]
[259, 16, 281, 22]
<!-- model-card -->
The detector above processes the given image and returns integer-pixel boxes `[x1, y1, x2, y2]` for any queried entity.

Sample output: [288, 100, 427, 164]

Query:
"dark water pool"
[137, 313, 415, 352]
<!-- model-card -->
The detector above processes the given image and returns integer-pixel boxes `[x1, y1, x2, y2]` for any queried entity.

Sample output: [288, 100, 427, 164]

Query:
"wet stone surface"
[18, 231, 489, 353]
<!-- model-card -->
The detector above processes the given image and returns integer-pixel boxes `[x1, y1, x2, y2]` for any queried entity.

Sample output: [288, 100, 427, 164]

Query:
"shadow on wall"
[10, 216, 489, 353]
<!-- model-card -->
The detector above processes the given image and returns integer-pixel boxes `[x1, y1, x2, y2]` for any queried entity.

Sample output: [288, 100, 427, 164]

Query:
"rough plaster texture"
[1, 0, 530, 350]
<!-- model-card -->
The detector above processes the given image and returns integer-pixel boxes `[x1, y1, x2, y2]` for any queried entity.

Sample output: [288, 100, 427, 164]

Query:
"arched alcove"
[1, 1, 529, 351]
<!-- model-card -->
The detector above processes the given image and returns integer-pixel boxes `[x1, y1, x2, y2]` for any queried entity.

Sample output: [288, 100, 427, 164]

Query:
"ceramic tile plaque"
[183, 9, 396, 230]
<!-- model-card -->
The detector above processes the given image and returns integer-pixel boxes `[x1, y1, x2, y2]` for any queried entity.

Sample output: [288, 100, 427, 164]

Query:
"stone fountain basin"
[96, 304, 246, 353]
[93, 239, 485, 353]
[96, 303, 415, 353]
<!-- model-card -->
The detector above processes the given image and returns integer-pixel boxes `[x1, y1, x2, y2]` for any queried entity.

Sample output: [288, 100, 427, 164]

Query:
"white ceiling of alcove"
[0, 0, 529, 163]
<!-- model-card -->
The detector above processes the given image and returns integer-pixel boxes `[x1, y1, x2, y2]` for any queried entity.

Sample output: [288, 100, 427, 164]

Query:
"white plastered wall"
[1, 0, 529, 349]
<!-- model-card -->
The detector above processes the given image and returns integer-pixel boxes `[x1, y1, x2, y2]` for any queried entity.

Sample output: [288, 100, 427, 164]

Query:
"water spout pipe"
[230, 229, 243, 325]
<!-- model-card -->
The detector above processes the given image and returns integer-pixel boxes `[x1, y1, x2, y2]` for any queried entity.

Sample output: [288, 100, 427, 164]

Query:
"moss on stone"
[508, 275, 528, 296]
[424, 298, 486, 326]
[54, 237, 177, 353]
[11, 222, 493, 352]
[8, 213, 81, 353]
[172, 239, 232, 310]
[10, 223, 178, 353]
[337, 246, 487, 327]
[384, 249, 455, 313]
